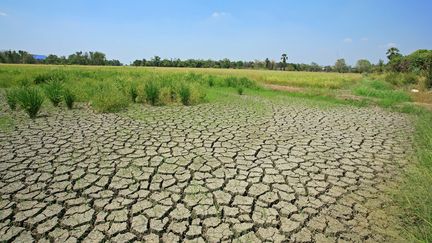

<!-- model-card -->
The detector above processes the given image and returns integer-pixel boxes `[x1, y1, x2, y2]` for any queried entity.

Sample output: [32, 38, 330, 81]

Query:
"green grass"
[63, 88, 75, 109]
[44, 79, 64, 106]
[353, 79, 411, 107]
[16, 86, 45, 119]
[392, 110, 432, 242]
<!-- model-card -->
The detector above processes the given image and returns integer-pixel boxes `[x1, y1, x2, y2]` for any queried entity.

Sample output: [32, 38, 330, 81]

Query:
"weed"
[129, 84, 138, 103]
[179, 84, 191, 105]
[63, 88, 75, 109]
[17, 87, 44, 119]
[237, 86, 244, 95]
[91, 84, 129, 112]
[144, 81, 160, 105]
[5, 88, 19, 110]
[44, 79, 64, 106]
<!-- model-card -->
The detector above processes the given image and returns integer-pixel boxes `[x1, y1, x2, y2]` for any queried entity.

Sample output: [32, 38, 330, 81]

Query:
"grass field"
[0, 64, 431, 241]
[0, 64, 362, 89]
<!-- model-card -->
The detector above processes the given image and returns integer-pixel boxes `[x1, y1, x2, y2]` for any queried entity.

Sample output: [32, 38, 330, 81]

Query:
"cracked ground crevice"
[0, 99, 413, 242]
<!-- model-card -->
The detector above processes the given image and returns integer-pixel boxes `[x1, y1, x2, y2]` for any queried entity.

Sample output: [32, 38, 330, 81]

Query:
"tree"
[132, 60, 143, 66]
[334, 59, 348, 73]
[265, 58, 270, 69]
[355, 59, 372, 73]
[89, 51, 106, 65]
[386, 47, 402, 61]
[376, 59, 385, 73]
[281, 54, 288, 71]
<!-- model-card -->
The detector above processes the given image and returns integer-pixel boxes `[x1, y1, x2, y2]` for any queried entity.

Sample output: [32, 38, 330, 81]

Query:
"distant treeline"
[0, 50, 122, 66]
[131, 56, 387, 73]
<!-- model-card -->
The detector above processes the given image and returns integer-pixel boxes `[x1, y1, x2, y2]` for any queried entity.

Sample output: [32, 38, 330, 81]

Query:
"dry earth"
[0, 97, 413, 242]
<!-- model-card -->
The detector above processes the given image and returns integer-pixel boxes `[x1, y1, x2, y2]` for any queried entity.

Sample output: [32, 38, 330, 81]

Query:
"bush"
[44, 80, 64, 106]
[5, 88, 19, 110]
[144, 81, 160, 105]
[63, 88, 75, 109]
[179, 84, 191, 106]
[129, 84, 138, 103]
[385, 72, 419, 86]
[237, 87, 244, 95]
[17, 87, 44, 119]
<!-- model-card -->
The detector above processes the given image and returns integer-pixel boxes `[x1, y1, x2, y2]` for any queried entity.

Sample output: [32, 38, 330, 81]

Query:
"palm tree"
[386, 47, 401, 61]
[281, 53, 288, 71]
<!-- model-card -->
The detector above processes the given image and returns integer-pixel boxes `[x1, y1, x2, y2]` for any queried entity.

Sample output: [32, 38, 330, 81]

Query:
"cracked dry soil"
[0, 98, 413, 242]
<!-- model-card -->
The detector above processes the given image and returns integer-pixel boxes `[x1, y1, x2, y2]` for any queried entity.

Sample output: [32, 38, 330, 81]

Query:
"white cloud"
[386, 42, 397, 48]
[343, 37, 352, 43]
[211, 11, 229, 18]
[0, 11, 7, 16]
[361, 37, 368, 42]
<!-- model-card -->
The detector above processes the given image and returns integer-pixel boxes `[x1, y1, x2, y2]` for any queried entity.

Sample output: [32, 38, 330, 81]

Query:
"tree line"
[0, 50, 122, 66]
[130, 55, 386, 73]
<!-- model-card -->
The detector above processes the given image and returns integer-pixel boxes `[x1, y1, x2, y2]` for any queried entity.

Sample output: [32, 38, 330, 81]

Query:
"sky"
[1, 0, 432, 65]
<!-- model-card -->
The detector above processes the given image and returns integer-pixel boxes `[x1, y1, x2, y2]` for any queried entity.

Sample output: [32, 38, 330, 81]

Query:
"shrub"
[63, 88, 75, 109]
[179, 84, 191, 106]
[44, 80, 64, 106]
[385, 72, 419, 86]
[237, 86, 244, 95]
[5, 88, 19, 110]
[17, 87, 44, 119]
[144, 81, 160, 105]
[129, 84, 138, 103]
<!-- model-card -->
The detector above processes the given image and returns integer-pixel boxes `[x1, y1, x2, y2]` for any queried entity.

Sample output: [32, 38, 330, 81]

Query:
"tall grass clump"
[91, 84, 129, 113]
[144, 81, 160, 106]
[63, 88, 75, 109]
[17, 87, 44, 119]
[5, 88, 19, 110]
[129, 84, 138, 103]
[393, 111, 432, 242]
[179, 84, 191, 105]
[44, 79, 64, 106]
[237, 86, 244, 95]
[34, 71, 67, 84]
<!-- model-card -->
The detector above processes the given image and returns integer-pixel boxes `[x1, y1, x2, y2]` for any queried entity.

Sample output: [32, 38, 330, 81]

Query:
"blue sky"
[1, 0, 431, 65]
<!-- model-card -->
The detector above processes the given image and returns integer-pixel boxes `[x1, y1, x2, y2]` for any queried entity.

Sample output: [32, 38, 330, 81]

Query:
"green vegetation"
[63, 88, 75, 109]
[5, 88, 19, 110]
[129, 84, 138, 103]
[16, 86, 44, 118]
[144, 81, 160, 106]
[393, 111, 432, 242]
[178, 84, 191, 105]
[44, 79, 64, 106]
[91, 83, 129, 113]
[353, 80, 411, 107]
[237, 86, 244, 95]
